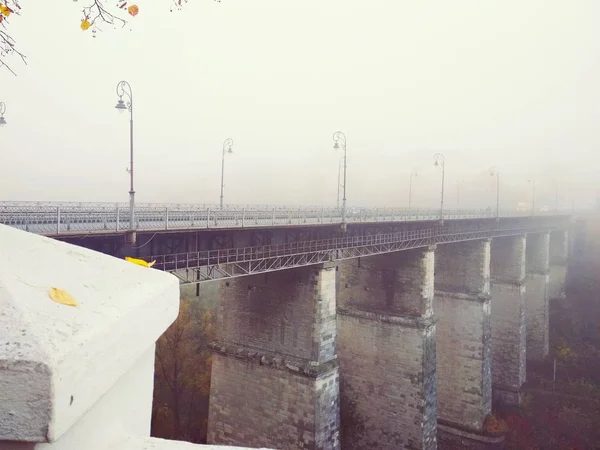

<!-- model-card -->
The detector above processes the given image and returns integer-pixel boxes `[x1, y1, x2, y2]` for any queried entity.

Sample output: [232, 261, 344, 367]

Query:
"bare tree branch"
[0, 0, 203, 75]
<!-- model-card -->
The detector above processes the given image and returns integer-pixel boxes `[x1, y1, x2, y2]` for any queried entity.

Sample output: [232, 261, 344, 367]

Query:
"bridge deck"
[1, 203, 554, 236]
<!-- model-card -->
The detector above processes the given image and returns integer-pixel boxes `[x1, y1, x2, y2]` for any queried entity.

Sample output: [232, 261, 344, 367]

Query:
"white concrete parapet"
[0, 225, 268, 450]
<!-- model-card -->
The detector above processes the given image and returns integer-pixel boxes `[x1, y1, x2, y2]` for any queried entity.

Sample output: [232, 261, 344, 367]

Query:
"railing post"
[321, 208, 324, 224]
[165, 207, 169, 230]
[272, 208, 275, 226]
[242, 208, 246, 227]
[56, 206, 61, 234]
[116, 207, 120, 232]
[207, 208, 211, 228]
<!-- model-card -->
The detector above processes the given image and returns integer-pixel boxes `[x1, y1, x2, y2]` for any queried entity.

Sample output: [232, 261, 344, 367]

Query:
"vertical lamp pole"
[220, 138, 234, 209]
[528, 179, 536, 216]
[333, 131, 347, 231]
[456, 178, 464, 207]
[336, 156, 344, 209]
[490, 167, 500, 220]
[114, 81, 135, 244]
[433, 153, 445, 224]
[0, 102, 7, 127]
[409, 168, 417, 209]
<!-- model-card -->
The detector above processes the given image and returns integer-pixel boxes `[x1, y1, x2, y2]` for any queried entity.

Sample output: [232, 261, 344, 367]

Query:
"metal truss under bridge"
[0, 201, 567, 236]
[151, 223, 562, 284]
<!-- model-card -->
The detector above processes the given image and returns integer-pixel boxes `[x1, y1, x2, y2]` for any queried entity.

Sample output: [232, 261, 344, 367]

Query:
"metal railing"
[0, 202, 567, 236]
[151, 222, 564, 283]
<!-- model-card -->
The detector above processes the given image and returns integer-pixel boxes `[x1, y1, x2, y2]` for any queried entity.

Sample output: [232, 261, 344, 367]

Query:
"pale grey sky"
[1, 1, 599, 209]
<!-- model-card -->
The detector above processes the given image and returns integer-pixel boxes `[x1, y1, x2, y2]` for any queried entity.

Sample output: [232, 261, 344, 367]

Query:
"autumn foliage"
[0, 0, 193, 74]
[151, 298, 216, 443]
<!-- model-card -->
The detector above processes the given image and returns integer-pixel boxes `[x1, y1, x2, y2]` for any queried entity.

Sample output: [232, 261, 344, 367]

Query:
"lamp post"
[490, 167, 500, 220]
[456, 178, 465, 207]
[115, 81, 135, 244]
[220, 138, 234, 209]
[336, 156, 344, 209]
[114, 81, 135, 243]
[333, 131, 347, 231]
[433, 153, 445, 223]
[528, 179, 536, 216]
[0, 102, 6, 126]
[409, 168, 417, 208]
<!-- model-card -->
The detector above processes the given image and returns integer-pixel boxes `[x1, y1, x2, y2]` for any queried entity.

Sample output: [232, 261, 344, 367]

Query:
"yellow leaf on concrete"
[125, 256, 156, 268]
[49, 287, 78, 307]
[81, 19, 91, 31]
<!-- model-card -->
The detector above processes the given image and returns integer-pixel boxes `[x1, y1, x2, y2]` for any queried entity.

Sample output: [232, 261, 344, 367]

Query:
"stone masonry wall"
[548, 230, 568, 300]
[549, 230, 568, 265]
[208, 354, 339, 449]
[490, 283, 526, 404]
[526, 232, 550, 273]
[208, 264, 340, 449]
[337, 248, 437, 450]
[217, 264, 336, 362]
[490, 235, 526, 284]
[435, 293, 492, 430]
[435, 240, 492, 431]
[490, 236, 526, 405]
[525, 273, 550, 360]
[435, 240, 491, 295]
[337, 248, 434, 316]
[337, 313, 436, 450]
[548, 265, 567, 301]
[525, 232, 550, 361]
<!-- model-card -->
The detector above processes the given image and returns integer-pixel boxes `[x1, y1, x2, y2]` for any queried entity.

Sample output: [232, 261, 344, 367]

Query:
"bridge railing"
[0, 202, 567, 235]
[151, 222, 558, 275]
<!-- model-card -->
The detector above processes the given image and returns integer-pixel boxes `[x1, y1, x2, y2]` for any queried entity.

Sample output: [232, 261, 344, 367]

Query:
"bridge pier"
[207, 264, 340, 450]
[548, 230, 569, 301]
[490, 235, 527, 406]
[337, 247, 437, 450]
[434, 239, 502, 449]
[525, 232, 550, 361]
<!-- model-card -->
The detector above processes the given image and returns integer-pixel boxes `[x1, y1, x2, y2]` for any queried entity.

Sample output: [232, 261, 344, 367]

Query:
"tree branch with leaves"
[0, 0, 191, 75]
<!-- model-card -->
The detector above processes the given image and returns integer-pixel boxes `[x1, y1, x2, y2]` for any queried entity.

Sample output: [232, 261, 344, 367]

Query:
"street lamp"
[333, 131, 347, 230]
[114, 80, 135, 242]
[456, 177, 465, 207]
[409, 168, 417, 208]
[490, 167, 500, 220]
[433, 153, 445, 223]
[528, 179, 536, 216]
[336, 156, 344, 209]
[0, 102, 6, 126]
[220, 138, 234, 208]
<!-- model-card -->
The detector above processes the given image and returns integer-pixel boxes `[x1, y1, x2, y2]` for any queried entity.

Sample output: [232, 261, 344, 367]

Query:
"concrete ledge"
[490, 278, 525, 287]
[434, 290, 492, 303]
[438, 421, 505, 450]
[0, 225, 180, 443]
[209, 341, 338, 378]
[337, 307, 435, 328]
[526, 269, 550, 276]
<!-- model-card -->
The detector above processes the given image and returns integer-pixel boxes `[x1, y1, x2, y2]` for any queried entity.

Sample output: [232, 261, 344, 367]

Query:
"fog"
[1, 1, 599, 209]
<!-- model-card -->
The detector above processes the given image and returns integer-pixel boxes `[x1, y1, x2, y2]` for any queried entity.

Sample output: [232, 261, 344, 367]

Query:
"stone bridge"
[1, 206, 573, 449]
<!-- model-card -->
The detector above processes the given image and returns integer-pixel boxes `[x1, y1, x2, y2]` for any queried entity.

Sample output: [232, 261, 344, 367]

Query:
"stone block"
[0, 224, 180, 448]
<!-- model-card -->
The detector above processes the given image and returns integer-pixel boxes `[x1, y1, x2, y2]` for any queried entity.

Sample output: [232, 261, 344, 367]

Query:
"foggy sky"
[1, 1, 599, 209]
